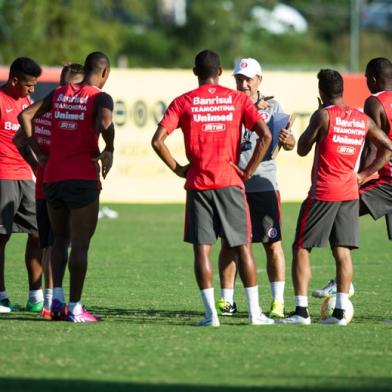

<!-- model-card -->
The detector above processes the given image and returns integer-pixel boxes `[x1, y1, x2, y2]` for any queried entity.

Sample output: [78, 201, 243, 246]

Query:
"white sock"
[53, 287, 65, 303]
[0, 290, 9, 301]
[44, 289, 53, 309]
[295, 295, 308, 308]
[200, 288, 217, 317]
[270, 281, 285, 303]
[68, 301, 83, 315]
[221, 288, 234, 305]
[244, 286, 262, 317]
[28, 289, 44, 304]
[335, 292, 349, 310]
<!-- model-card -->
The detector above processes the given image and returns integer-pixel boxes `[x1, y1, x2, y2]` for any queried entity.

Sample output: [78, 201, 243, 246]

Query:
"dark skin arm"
[151, 126, 189, 178]
[297, 109, 329, 156]
[231, 119, 272, 180]
[357, 116, 392, 184]
[92, 92, 115, 179]
[13, 129, 38, 175]
[18, 93, 53, 165]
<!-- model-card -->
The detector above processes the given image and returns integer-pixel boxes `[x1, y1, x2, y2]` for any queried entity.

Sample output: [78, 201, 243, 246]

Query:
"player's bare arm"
[93, 92, 115, 179]
[18, 94, 52, 165]
[297, 109, 328, 156]
[151, 125, 189, 178]
[357, 116, 392, 184]
[12, 128, 38, 175]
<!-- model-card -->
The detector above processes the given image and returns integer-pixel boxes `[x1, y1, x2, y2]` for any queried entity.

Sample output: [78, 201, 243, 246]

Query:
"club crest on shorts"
[267, 227, 278, 239]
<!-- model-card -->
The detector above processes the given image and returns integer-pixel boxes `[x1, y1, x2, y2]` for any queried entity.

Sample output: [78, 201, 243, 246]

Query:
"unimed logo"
[202, 123, 226, 132]
[337, 145, 355, 155]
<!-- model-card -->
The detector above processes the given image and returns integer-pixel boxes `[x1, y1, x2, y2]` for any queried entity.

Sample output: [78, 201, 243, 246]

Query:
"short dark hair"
[317, 69, 343, 99]
[9, 57, 42, 80]
[194, 50, 220, 79]
[84, 51, 110, 74]
[365, 57, 392, 79]
[60, 63, 84, 85]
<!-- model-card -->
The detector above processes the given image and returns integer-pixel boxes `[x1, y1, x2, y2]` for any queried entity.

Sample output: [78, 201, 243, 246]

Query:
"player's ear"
[10, 76, 19, 87]
[193, 67, 198, 76]
[217, 66, 223, 76]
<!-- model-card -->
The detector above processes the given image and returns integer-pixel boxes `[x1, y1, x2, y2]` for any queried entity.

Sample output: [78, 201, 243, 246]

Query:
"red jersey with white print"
[33, 112, 52, 199]
[44, 83, 101, 183]
[373, 91, 392, 183]
[0, 88, 32, 180]
[159, 84, 262, 190]
[308, 105, 368, 201]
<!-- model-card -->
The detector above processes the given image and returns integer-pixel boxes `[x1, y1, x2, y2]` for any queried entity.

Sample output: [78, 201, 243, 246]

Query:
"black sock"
[332, 308, 344, 320]
[295, 306, 309, 318]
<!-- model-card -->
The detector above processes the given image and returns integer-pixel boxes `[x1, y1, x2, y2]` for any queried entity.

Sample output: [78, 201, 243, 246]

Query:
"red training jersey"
[308, 105, 368, 201]
[0, 88, 32, 180]
[33, 112, 52, 199]
[373, 91, 392, 183]
[159, 84, 262, 190]
[44, 83, 101, 183]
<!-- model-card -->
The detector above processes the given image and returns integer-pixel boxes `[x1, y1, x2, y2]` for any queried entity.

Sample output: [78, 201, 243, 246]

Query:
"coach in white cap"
[217, 57, 296, 319]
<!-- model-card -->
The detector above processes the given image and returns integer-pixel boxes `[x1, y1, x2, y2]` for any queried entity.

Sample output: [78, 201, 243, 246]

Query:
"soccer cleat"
[312, 279, 355, 298]
[249, 312, 275, 325]
[216, 298, 237, 316]
[41, 307, 52, 320]
[0, 298, 19, 311]
[66, 306, 100, 323]
[0, 304, 11, 313]
[277, 312, 311, 325]
[320, 316, 347, 326]
[269, 300, 284, 318]
[51, 299, 68, 321]
[26, 300, 44, 313]
[196, 314, 220, 327]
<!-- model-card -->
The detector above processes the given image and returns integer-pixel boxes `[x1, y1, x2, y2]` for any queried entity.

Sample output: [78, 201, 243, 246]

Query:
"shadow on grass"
[0, 378, 392, 392]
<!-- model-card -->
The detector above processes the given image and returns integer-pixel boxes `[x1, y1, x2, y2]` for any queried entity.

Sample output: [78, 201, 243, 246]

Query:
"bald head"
[84, 51, 110, 75]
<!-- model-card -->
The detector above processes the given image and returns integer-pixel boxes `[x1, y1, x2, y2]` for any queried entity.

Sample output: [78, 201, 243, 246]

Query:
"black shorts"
[293, 198, 359, 250]
[360, 180, 392, 220]
[0, 179, 38, 235]
[184, 187, 251, 247]
[246, 190, 282, 243]
[36, 199, 54, 248]
[44, 180, 100, 210]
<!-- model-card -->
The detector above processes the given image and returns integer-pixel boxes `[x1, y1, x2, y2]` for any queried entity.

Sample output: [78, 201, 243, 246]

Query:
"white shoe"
[0, 305, 11, 313]
[277, 313, 311, 325]
[196, 314, 220, 327]
[249, 312, 275, 325]
[312, 279, 355, 298]
[320, 316, 347, 326]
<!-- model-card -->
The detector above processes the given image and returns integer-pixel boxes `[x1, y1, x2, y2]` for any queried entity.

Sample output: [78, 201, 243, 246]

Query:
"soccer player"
[14, 63, 85, 319]
[0, 57, 43, 313]
[280, 69, 392, 326]
[152, 49, 274, 327]
[19, 52, 115, 323]
[217, 58, 295, 318]
[312, 58, 392, 300]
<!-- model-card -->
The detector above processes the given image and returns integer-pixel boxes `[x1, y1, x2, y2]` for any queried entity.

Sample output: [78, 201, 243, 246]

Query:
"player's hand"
[93, 150, 113, 179]
[174, 163, 189, 178]
[256, 96, 274, 110]
[357, 172, 367, 186]
[229, 161, 251, 181]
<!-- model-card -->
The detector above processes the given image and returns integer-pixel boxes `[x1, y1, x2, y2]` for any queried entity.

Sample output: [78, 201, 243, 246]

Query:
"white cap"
[233, 58, 262, 78]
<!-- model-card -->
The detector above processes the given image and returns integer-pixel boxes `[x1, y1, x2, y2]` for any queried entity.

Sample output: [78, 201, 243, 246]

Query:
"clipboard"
[270, 113, 296, 159]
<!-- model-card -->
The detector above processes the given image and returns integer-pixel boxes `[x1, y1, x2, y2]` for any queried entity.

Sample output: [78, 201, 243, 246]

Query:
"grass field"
[0, 203, 392, 392]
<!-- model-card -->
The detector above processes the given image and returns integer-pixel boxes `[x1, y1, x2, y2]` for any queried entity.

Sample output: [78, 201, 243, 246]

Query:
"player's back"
[309, 105, 368, 201]
[161, 84, 261, 190]
[44, 83, 101, 183]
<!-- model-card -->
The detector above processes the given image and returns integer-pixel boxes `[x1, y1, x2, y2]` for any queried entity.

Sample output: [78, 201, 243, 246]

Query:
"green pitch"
[0, 203, 391, 392]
